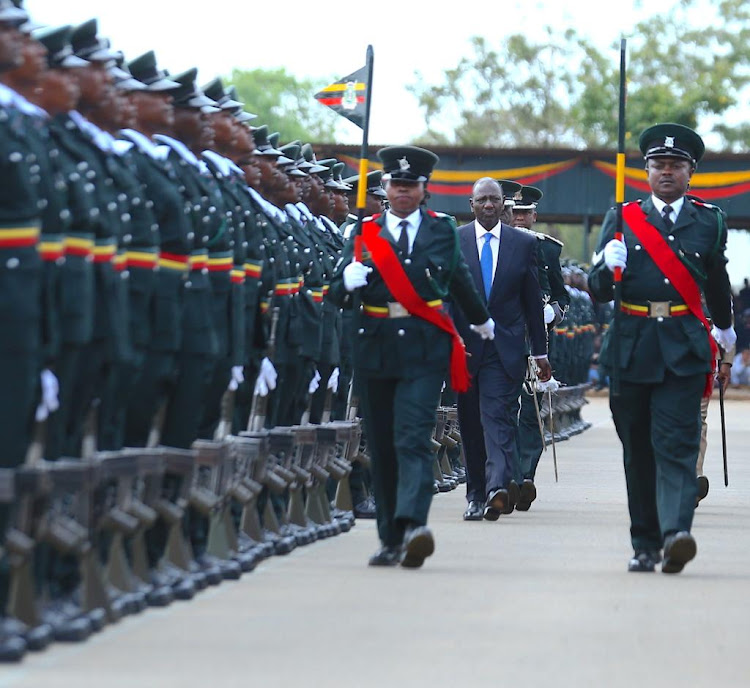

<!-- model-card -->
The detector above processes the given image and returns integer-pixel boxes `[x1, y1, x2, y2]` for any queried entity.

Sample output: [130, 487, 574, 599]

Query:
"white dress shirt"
[385, 208, 421, 253]
[475, 220, 502, 279]
[651, 194, 684, 226]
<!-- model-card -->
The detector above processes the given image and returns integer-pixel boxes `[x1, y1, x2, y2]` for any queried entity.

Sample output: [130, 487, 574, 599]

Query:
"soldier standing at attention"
[328, 146, 493, 568]
[0, 0, 45, 661]
[589, 123, 735, 574]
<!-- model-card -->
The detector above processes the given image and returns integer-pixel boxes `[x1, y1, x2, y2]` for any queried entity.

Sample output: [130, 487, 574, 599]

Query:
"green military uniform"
[0, 85, 42, 467]
[0, 2, 43, 659]
[96, 131, 161, 449]
[152, 126, 219, 449]
[53, 111, 129, 457]
[119, 126, 191, 447]
[329, 146, 489, 554]
[589, 124, 733, 566]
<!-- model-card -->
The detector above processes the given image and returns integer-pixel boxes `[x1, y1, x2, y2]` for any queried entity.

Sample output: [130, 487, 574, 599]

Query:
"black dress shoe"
[401, 525, 435, 568]
[628, 549, 661, 572]
[463, 500, 484, 521]
[696, 475, 709, 506]
[505, 480, 520, 513]
[516, 479, 537, 512]
[354, 497, 377, 519]
[368, 545, 402, 567]
[662, 532, 697, 574]
[484, 488, 508, 521]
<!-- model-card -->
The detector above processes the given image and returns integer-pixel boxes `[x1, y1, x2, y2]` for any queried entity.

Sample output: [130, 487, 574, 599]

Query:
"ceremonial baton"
[611, 37, 627, 397]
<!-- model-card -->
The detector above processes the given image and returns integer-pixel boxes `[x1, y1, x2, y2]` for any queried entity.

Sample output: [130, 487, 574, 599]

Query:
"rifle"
[95, 450, 144, 616]
[126, 449, 173, 606]
[190, 439, 243, 579]
[237, 430, 276, 558]
[225, 433, 267, 566]
[247, 306, 280, 432]
[258, 428, 297, 555]
[153, 448, 202, 589]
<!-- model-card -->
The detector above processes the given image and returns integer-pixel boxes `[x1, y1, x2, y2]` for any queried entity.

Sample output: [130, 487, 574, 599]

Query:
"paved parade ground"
[1, 396, 748, 688]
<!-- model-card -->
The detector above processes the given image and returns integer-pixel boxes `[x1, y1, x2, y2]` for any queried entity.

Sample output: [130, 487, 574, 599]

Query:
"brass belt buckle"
[648, 301, 670, 318]
[387, 302, 410, 318]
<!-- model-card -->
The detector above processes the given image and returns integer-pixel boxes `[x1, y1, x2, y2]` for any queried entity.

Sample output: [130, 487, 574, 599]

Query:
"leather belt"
[621, 300, 690, 318]
[363, 300, 442, 318]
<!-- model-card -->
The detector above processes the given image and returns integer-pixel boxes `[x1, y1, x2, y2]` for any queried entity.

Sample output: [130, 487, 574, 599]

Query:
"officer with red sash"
[589, 123, 735, 574]
[328, 145, 493, 568]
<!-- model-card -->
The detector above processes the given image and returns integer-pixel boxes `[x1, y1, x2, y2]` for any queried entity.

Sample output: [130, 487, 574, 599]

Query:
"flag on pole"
[314, 65, 369, 129]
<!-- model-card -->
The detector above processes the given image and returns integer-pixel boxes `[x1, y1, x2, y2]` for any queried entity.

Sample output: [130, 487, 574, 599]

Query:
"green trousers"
[358, 372, 443, 547]
[517, 389, 545, 481]
[610, 371, 703, 550]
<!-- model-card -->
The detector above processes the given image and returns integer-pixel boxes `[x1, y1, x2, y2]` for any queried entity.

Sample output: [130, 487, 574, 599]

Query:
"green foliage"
[409, 0, 750, 152]
[226, 67, 340, 143]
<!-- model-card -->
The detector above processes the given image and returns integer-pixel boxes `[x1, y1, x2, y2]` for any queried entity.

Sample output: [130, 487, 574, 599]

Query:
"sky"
[22, 0, 750, 286]
[25, 0, 660, 145]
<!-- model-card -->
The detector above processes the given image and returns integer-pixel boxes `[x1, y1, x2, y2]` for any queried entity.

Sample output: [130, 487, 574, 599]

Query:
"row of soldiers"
[0, 0, 394, 662]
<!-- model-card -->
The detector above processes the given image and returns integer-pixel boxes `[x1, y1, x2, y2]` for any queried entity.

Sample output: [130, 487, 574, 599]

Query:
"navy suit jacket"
[453, 221, 547, 382]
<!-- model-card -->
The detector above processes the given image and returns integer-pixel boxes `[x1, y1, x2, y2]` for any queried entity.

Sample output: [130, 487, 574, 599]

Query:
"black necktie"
[662, 205, 674, 230]
[397, 220, 409, 254]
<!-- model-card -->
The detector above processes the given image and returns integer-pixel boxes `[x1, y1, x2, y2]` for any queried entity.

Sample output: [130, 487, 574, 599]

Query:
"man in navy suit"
[453, 177, 551, 521]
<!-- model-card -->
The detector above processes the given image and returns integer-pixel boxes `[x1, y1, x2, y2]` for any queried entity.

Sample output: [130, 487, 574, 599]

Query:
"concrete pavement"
[2, 396, 748, 688]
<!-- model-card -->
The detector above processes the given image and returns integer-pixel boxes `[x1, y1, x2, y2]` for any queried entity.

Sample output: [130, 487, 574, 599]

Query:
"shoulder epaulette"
[515, 226, 538, 238]
[622, 200, 643, 207]
[689, 197, 721, 212]
[534, 231, 564, 247]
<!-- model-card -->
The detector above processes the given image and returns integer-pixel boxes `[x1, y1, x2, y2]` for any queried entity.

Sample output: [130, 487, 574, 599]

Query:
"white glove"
[603, 239, 627, 272]
[543, 303, 555, 325]
[253, 357, 277, 397]
[308, 369, 322, 394]
[327, 367, 340, 393]
[343, 260, 372, 291]
[35, 369, 60, 422]
[711, 325, 737, 352]
[227, 365, 244, 391]
[470, 317, 495, 341]
[536, 376, 561, 393]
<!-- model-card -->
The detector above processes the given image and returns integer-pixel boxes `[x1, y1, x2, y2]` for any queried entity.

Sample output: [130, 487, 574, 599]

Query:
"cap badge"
[397, 157, 411, 172]
[513, 190, 523, 201]
[342, 81, 357, 111]
[664, 136, 675, 148]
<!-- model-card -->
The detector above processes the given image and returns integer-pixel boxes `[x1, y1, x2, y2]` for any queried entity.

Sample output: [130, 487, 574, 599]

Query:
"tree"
[408, 31, 582, 149]
[227, 67, 340, 143]
[410, 0, 750, 151]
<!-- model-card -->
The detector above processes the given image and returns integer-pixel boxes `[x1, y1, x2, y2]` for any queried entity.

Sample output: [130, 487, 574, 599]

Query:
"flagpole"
[353, 45, 374, 261]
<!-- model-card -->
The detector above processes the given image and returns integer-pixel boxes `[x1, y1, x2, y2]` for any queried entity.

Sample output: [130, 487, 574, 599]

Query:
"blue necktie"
[480, 232, 493, 300]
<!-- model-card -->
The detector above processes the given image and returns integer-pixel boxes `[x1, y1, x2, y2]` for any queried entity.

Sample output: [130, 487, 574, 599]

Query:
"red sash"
[623, 202, 718, 397]
[360, 218, 471, 393]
